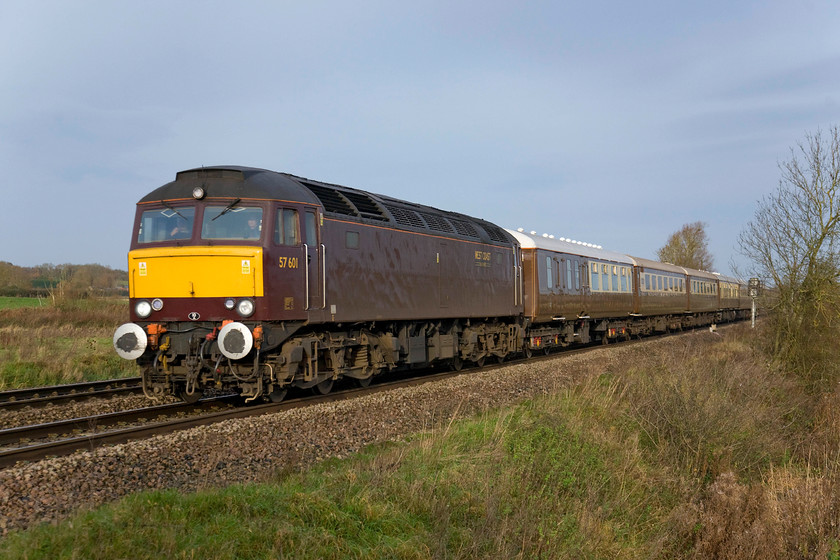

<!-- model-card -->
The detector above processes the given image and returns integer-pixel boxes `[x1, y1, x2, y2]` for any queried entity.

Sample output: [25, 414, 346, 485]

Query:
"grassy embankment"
[0, 296, 137, 389]
[3, 323, 840, 558]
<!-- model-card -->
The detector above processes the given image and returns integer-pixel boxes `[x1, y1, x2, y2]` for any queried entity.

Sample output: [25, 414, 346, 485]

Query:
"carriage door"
[303, 210, 324, 311]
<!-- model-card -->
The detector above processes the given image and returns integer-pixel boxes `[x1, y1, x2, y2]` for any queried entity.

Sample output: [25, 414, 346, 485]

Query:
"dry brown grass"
[0, 298, 137, 389]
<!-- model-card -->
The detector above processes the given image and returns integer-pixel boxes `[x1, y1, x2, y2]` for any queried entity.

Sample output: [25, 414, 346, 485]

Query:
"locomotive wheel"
[269, 387, 288, 403]
[177, 387, 202, 404]
[314, 378, 334, 395]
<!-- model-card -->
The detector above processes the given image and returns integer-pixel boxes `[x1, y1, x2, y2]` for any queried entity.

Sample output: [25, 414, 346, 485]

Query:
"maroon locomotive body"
[114, 167, 523, 402]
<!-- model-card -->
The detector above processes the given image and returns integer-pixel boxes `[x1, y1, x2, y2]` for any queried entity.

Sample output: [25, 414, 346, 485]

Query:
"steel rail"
[0, 378, 142, 411]
[0, 395, 239, 447]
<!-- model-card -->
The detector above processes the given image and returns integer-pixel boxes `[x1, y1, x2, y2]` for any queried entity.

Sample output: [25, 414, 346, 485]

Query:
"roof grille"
[341, 191, 388, 221]
[418, 212, 454, 233]
[385, 205, 427, 229]
[301, 182, 357, 216]
[176, 169, 244, 181]
[481, 224, 510, 243]
[450, 219, 480, 239]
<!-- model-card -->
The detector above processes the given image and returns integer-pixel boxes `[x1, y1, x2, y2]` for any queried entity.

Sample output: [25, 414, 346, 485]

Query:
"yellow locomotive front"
[113, 167, 322, 402]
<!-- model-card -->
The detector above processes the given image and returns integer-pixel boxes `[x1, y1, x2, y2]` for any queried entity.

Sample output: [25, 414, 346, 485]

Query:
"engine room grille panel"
[341, 191, 388, 221]
[450, 219, 480, 239]
[301, 182, 357, 216]
[418, 212, 454, 233]
[385, 205, 427, 229]
[481, 224, 510, 243]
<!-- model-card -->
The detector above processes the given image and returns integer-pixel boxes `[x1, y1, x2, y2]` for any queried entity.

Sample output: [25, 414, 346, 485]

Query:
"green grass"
[0, 387, 680, 559]
[0, 297, 48, 310]
[3, 326, 840, 558]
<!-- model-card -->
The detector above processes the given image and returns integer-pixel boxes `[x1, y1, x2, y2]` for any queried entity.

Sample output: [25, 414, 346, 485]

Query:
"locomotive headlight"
[224, 298, 236, 310]
[135, 300, 152, 318]
[192, 186, 206, 200]
[236, 298, 255, 317]
[151, 298, 164, 311]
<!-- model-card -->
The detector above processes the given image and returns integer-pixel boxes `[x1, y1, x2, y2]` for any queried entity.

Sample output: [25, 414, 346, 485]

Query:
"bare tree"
[656, 221, 714, 270]
[738, 126, 840, 383]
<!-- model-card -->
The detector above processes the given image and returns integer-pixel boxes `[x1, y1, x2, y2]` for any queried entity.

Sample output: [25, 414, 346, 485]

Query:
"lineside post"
[749, 277, 760, 328]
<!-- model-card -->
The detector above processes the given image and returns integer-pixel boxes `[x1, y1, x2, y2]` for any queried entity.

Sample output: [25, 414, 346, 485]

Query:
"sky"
[2, 1, 840, 277]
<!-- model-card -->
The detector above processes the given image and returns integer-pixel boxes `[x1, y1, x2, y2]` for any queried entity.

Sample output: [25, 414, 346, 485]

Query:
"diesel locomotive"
[113, 166, 750, 402]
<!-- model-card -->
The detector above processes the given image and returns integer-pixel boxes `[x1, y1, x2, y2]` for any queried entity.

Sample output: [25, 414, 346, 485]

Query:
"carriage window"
[275, 208, 299, 246]
[574, 261, 580, 290]
[566, 260, 573, 291]
[591, 264, 600, 291]
[201, 205, 263, 240]
[546, 257, 554, 289]
[138, 206, 196, 243]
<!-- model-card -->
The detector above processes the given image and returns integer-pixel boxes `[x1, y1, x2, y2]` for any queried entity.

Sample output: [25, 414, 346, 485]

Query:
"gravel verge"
[0, 335, 692, 535]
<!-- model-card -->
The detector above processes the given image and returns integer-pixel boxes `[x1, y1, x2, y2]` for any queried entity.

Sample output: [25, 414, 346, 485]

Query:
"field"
[0, 297, 49, 310]
[2, 323, 840, 558]
[0, 297, 138, 389]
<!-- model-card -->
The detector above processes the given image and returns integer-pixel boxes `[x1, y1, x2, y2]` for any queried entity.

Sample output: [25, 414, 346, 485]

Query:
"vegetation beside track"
[0, 297, 137, 390]
[3, 324, 839, 558]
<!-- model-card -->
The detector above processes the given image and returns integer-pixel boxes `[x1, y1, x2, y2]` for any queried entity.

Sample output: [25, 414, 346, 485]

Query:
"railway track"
[0, 358, 501, 470]
[0, 377, 143, 411]
[0, 324, 739, 470]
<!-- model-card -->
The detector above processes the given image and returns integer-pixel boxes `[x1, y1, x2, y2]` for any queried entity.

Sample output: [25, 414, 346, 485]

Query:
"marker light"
[192, 186, 206, 200]
[225, 298, 236, 310]
[151, 298, 164, 311]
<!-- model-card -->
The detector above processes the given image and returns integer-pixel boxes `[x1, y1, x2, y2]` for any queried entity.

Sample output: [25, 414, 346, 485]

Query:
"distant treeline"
[0, 262, 128, 298]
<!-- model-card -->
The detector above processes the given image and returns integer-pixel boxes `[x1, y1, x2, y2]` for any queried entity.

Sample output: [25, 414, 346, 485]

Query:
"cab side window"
[305, 212, 318, 244]
[275, 208, 299, 246]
